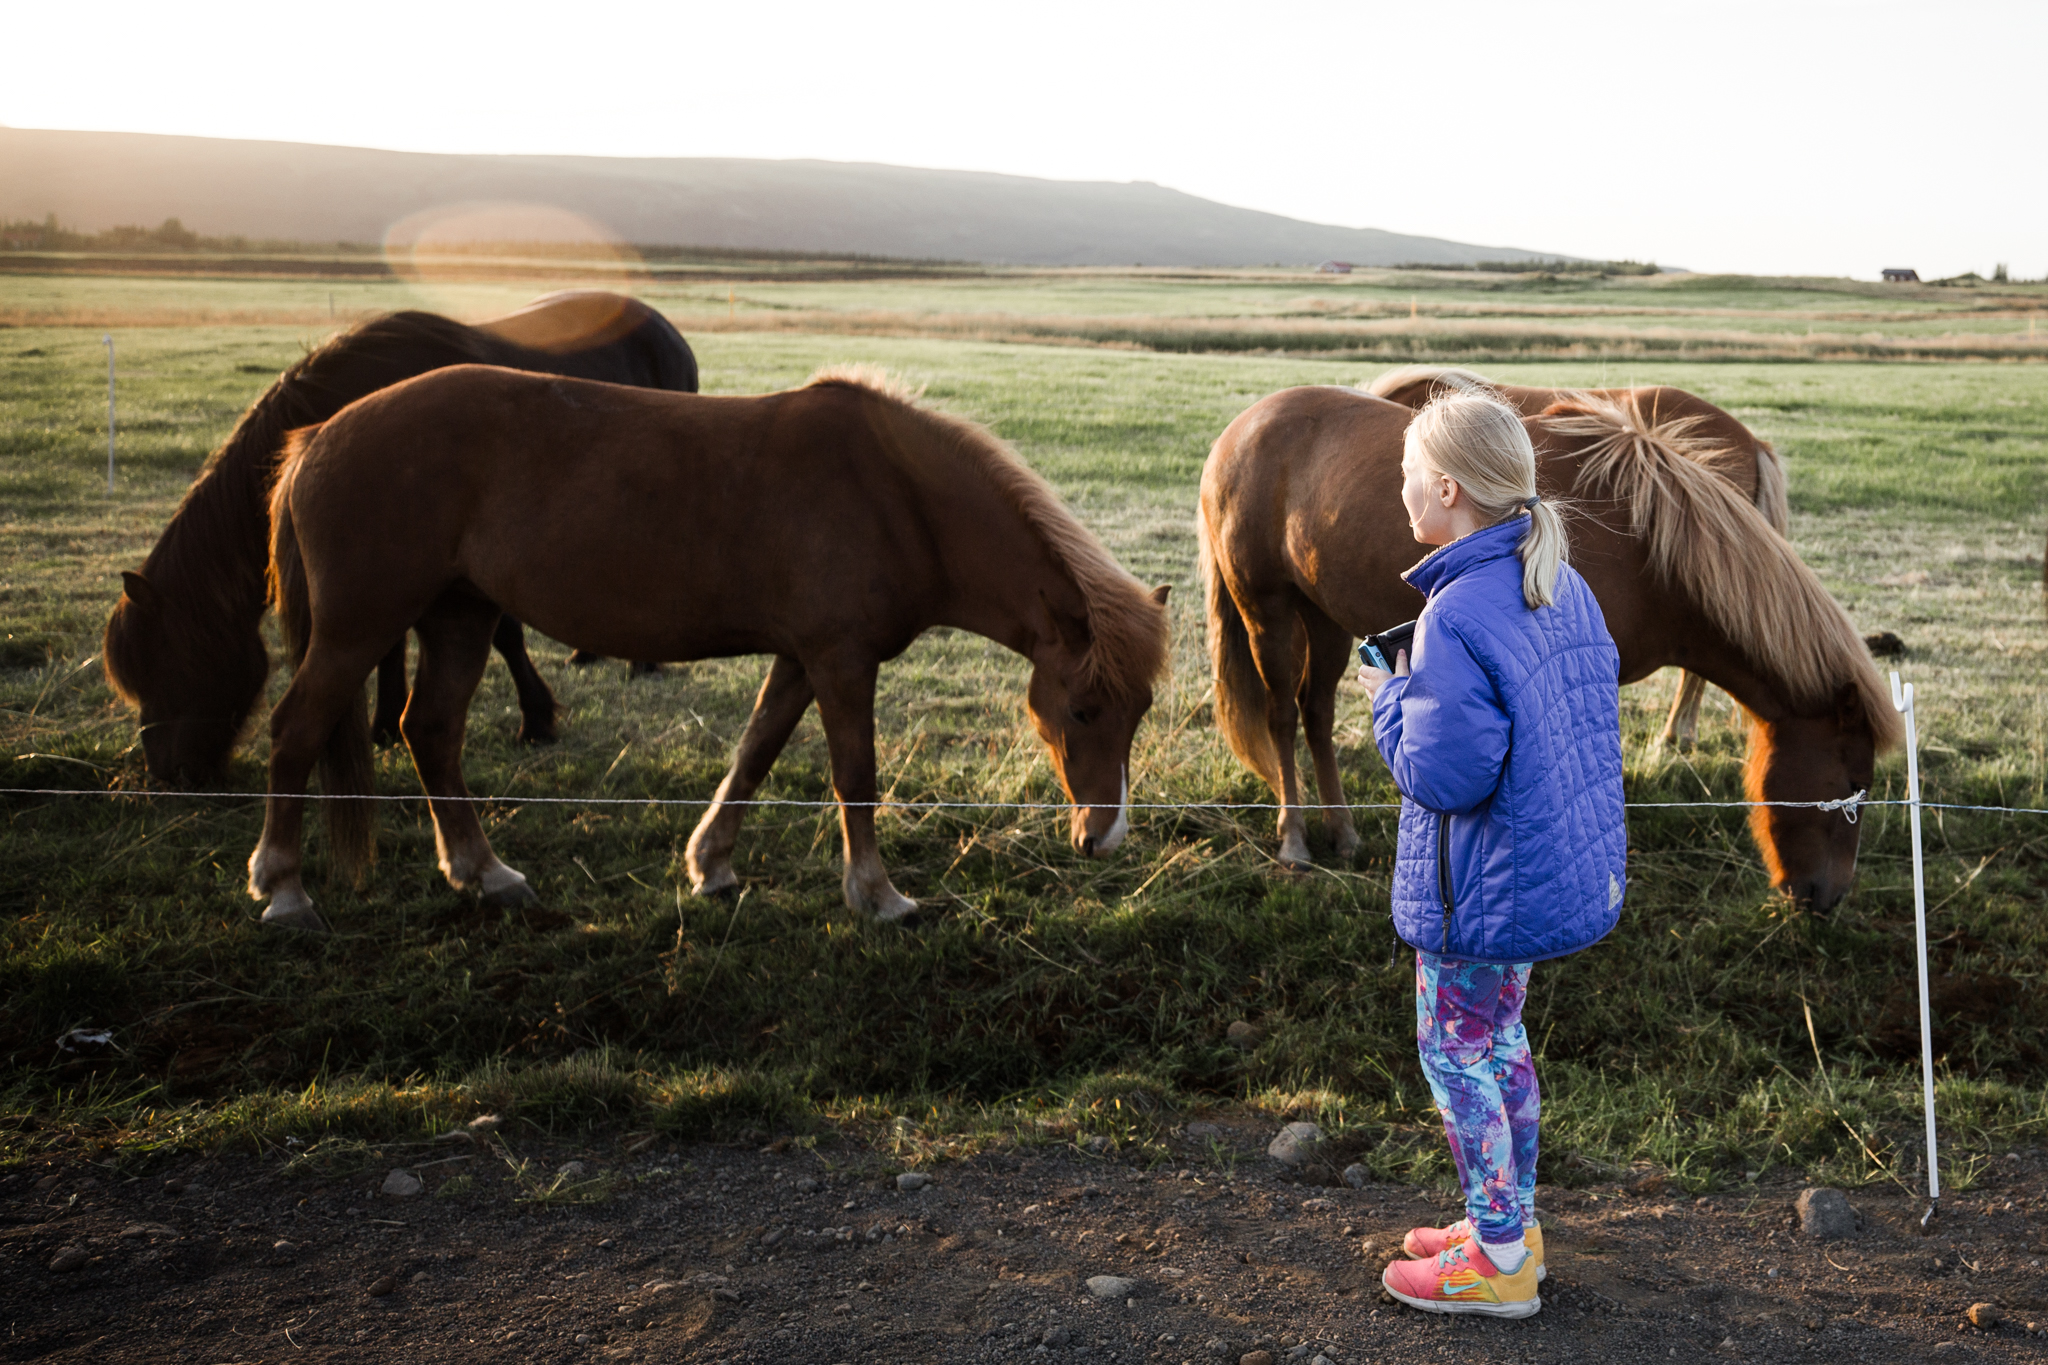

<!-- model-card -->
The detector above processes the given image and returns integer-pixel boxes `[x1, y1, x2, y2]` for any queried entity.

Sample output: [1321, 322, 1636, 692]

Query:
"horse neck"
[916, 463, 1088, 662]
[144, 398, 297, 625]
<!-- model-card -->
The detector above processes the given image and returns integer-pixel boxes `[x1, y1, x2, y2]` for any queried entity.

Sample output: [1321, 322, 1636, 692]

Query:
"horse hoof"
[567, 649, 602, 667]
[481, 879, 540, 911]
[689, 864, 740, 899]
[869, 892, 921, 925]
[260, 904, 332, 935]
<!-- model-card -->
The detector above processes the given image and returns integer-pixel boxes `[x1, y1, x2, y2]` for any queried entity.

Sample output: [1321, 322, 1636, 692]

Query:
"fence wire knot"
[1817, 789, 1867, 823]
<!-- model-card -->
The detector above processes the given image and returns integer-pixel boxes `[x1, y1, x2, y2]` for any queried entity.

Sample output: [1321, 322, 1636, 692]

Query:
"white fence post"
[1891, 670, 1939, 1223]
[102, 333, 116, 493]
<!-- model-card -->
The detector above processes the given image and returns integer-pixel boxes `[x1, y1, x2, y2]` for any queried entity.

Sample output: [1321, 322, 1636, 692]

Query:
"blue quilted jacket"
[1371, 516, 1626, 963]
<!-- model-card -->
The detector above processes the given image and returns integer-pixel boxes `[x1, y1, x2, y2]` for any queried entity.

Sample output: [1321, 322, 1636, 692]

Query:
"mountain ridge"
[0, 127, 1575, 269]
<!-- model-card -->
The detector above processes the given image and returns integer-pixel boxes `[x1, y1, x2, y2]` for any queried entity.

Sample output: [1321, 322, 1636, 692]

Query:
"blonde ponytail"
[1404, 388, 1570, 609]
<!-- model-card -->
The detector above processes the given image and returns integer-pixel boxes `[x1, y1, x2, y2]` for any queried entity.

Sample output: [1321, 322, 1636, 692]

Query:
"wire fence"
[2, 786, 2045, 819]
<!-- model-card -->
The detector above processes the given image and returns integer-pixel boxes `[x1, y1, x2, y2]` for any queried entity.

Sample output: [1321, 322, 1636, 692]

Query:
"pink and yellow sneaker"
[1382, 1237, 1541, 1318]
[1402, 1218, 1546, 1282]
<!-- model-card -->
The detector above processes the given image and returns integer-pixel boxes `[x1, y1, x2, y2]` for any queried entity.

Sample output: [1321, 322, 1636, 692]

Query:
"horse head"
[103, 570, 269, 787]
[1026, 585, 1171, 858]
[1745, 685, 1882, 913]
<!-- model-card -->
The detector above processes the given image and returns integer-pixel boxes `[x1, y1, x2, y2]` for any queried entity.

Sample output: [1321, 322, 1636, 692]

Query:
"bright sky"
[6, 0, 2041, 279]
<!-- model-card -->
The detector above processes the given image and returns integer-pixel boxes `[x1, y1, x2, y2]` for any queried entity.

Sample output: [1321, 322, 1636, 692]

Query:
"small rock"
[380, 1169, 423, 1198]
[1301, 1197, 1336, 1213]
[367, 1274, 399, 1296]
[1241, 1353, 1275, 1365]
[33, 1174, 62, 1193]
[1086, 1274, 1138, 1299]
[556, 1161, 588, 1179]
[712, 1286, 741, 1302]
[1084, 1135, 1112, 1155]
[117, 1223, 175, 1239]
[1967, 1303, 2002, 1329]
[575, 1332, 592, 1345]
[1310, 1356, 1335, 1365]
[1042, 1325, 1073, 1346]
[897, 1172, 931, 1191]
[795, 1177, 824, 1193]
[1342, 1163, 1369, 1189]
[1226, 1020, 1263, 1050]
[1268, 1121, 1323, 1167]
[1185, 1122, 1223, 1141]
[47, 1246, 87, 1273]
[467, 1113, 503, 1133]
[1206, 1339, 1234, 1360]
[271, 1240, 298, 1262]
[1794, 1187, 1857, 1240]
[161, 1178, 187, 1195]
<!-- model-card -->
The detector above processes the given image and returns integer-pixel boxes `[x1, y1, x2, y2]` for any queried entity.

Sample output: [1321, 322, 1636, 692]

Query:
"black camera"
[1357, 620, 1417, 673]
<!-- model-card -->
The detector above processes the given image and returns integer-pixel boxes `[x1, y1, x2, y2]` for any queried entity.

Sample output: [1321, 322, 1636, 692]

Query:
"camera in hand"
[1357, 620, 1418, 673]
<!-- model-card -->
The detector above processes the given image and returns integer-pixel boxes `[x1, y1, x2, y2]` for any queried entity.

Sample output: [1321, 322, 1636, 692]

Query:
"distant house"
[1316, 260, 1354, 274]
[1881, 268, 1920, 283]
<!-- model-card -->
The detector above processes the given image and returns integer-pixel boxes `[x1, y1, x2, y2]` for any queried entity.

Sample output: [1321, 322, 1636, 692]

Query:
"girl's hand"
[1356, 648, 1409, 701]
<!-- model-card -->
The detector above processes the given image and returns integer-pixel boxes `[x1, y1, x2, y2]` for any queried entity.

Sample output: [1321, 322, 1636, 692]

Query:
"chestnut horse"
[1199, 385, 1899, 912]
[102, 291, 697, 787]
[253, 365, 1169, 931]
[1367, 365, 1789, 752]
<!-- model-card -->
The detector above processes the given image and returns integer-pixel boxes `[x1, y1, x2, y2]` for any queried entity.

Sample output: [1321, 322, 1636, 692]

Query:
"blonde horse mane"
[804, 366, 1168, 698]
[1541, 392, 1900, 747]
[1363, 364, 1495, 399]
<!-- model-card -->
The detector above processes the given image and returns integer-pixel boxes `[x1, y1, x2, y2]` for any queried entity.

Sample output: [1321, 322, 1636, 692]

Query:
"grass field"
[4, 266, 2047, 1194]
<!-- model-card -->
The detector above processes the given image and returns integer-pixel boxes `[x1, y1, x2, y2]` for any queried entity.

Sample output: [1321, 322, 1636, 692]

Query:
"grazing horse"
[1366, 365, 1789, 751]
[102, 291, 698, 787]
[252, 365, 1170, 931]
[1199, 385, 1900, 912]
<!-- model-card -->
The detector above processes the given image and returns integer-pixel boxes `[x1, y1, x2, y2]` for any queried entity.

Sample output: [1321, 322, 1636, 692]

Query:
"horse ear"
[1151, 584, 1172, 606]
[1038, 588, 1094, 656]
[120, 570, 158, 608]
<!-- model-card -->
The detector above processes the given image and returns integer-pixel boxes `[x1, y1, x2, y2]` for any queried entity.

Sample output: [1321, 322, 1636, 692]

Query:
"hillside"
[0, 127, 1570, 268]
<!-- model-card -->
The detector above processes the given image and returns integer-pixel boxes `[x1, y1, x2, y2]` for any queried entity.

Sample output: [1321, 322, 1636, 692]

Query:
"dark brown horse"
[1367, 365, 1789, 751]
[1199, 385, 1900, 911]
[102, 291, 698, 787]
[251, 365, 1170, 931]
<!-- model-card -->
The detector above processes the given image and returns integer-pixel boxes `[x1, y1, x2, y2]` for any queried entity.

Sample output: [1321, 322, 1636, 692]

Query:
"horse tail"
[270, 426, 376, 883]
[1198, 505, 1282, 791]
[1753, 437, 1790, 535]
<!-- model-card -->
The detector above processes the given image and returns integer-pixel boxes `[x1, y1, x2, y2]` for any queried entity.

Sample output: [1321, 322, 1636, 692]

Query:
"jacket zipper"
[1437, 813, 1454, 953]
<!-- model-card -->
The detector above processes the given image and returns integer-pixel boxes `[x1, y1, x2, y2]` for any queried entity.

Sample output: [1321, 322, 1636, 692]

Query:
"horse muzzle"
[1074, 769, 1131, 858]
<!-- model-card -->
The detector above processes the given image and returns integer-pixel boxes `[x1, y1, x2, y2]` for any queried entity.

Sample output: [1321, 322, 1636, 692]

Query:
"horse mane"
[804, 365, 1169, 698]
[1363, 364, 1494, 399]
[1540, 391, 1901, 747]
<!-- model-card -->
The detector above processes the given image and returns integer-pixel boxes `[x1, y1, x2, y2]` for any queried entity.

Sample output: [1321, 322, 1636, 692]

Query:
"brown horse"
[102, 291, 698, 787]
[252, 365, 1170, 931]
[1199, 385, 1900, 911]
[1367, 365, 1789, 752]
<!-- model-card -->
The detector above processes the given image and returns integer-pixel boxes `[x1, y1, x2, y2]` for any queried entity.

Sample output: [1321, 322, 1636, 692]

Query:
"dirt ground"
[5, 1118, 2047, 1364]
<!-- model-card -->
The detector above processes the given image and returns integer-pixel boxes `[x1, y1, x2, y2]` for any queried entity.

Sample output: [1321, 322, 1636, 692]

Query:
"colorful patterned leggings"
[1414, 950, 1538, 1245]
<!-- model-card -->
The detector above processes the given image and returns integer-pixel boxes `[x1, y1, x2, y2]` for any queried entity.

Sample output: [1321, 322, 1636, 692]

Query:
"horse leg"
[685, 655, 814, 898]
[405, 597, 537, 909]
[490, 614, 560, 745]
[1301, 613, 1361, 862]
[808, 657, 916, 922]
[248, 645, 384, 932]
[1244, 597, 1313, 869]
[1655, 670, 1708, 752]
[370, 636, 407, 746]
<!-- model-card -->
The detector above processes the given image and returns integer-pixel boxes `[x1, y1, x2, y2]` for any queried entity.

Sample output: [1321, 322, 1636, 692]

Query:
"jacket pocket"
[1436, 812, 1455, 953]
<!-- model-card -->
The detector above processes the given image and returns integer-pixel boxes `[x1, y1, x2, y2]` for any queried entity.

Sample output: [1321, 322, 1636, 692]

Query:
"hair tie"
[1521, 495, 1540, 510]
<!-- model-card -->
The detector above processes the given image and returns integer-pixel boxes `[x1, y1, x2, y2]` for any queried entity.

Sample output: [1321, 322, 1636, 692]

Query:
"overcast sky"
[6, 0, 2040, 279]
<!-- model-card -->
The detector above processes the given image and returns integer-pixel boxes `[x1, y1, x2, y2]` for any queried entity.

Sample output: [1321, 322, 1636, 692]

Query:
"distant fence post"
[1891, 670, 1939, 1223]
[102, 333, 115, 493]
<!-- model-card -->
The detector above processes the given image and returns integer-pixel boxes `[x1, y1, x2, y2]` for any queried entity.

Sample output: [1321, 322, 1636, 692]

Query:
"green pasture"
[4, 272, 2048, 1192]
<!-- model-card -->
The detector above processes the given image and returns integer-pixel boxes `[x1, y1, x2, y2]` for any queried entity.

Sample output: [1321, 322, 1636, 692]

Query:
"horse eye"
[1067, 705, 1099, 726]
